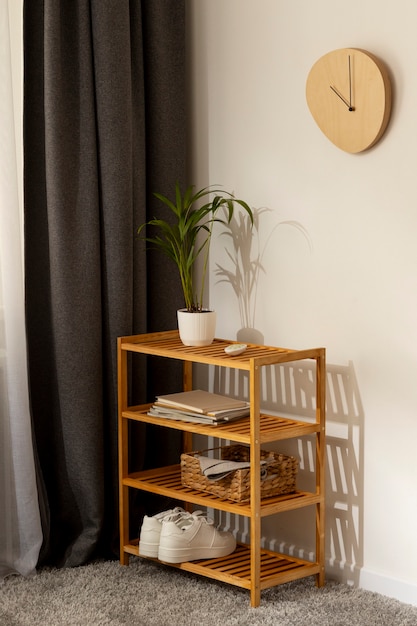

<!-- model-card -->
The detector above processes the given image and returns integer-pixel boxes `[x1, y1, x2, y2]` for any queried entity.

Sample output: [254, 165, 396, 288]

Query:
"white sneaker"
[139, 507, 187, 558]
[158, 513, 236, 563]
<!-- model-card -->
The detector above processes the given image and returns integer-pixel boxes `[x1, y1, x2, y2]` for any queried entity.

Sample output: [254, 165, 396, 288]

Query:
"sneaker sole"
[139, 543, 159, 558]
[158, 544, 235, 564]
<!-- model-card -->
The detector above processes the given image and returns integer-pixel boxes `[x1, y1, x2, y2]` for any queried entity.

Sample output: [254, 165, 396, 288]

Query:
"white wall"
[187, 0, 417, 606]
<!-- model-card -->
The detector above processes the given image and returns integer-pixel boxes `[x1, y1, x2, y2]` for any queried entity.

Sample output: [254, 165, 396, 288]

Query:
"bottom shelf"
[122, 541, 321, 592]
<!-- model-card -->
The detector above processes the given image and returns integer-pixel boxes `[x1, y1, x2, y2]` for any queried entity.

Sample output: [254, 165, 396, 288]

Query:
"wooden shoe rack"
[117, 330, 326, 607]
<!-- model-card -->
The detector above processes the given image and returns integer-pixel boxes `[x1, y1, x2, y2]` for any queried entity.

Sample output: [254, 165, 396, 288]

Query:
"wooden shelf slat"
[122, 408, 320, 444]
[119, 332, 323, 369]
[122, 542, 320, 591]
[122, 464, 322, 516]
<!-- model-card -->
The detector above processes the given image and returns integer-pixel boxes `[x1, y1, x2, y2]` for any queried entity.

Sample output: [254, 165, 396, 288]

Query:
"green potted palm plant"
[138, 182, 253, 346]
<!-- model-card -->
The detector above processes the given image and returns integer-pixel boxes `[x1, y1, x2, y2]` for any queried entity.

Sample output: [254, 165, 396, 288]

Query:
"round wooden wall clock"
[306, 48, 392, 153]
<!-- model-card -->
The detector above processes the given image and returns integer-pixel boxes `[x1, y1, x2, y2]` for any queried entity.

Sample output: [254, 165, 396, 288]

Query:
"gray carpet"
[1, 558, 416, 626]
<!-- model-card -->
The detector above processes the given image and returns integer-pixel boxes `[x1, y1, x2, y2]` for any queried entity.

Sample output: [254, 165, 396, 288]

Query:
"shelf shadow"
[210, 358, 364, 586]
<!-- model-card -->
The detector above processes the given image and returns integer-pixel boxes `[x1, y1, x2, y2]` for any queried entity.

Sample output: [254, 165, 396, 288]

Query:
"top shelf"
[119, 330, 324, 370]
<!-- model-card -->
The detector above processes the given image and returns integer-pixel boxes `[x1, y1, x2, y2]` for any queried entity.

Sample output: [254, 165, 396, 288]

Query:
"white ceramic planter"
[177, 309, 217, 347]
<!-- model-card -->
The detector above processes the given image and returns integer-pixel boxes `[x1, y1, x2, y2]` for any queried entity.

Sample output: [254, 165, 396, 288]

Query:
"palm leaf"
[137, 182, 253, 311]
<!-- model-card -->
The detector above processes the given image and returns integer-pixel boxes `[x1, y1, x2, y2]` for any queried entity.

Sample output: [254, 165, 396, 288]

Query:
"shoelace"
[175, 510, 215, 531]
[162, 509, 204, 527]
[161, 507, 187, 522]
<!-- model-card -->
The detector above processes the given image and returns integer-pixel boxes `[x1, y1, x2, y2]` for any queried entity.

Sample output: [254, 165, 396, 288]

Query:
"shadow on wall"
[215, 207, 311, 344]
[211, 359, 364, 587]
[324, 361, 364, 586]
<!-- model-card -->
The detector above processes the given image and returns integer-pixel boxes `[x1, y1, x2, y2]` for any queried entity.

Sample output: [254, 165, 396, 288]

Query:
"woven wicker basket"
[180, 444, 298, 503]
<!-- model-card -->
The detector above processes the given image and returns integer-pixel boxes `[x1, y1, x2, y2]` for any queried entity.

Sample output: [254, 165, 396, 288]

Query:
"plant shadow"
[215, 207, 311, 342]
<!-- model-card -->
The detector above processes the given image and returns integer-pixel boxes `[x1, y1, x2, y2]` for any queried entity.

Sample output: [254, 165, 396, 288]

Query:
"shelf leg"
[315, 349, 326, 587]
[250, 583, 261, 608]
[118, 340, 130, 565]
[182, 361, 194, 512]
[250, 361, 261, 608]
[316, 499, 326, 587]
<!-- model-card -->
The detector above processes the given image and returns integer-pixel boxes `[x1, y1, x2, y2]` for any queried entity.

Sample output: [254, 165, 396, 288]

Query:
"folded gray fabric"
[197, 455, 267, 482]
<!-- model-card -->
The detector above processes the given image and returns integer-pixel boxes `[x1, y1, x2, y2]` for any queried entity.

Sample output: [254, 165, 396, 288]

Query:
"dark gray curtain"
[24, 0, 185, 567]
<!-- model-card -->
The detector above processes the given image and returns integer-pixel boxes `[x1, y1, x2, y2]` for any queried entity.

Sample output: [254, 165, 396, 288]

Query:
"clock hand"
[348, 55, 353, 109]
[330, 85, 355, 111]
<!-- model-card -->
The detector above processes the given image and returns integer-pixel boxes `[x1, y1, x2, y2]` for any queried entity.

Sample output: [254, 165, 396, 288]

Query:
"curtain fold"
[0, 0, 42, 578]
[24, 0, 186, 567]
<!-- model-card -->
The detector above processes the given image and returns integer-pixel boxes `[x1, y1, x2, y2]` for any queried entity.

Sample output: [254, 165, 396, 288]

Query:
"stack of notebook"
[148, 389, 250, 425]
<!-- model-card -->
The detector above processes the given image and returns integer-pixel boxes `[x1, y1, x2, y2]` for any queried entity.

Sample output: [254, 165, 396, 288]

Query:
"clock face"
[306, 48, 392, 153]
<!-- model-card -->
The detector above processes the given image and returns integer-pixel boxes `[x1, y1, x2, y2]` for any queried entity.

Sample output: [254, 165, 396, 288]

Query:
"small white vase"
[177, 309, 217, 347]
